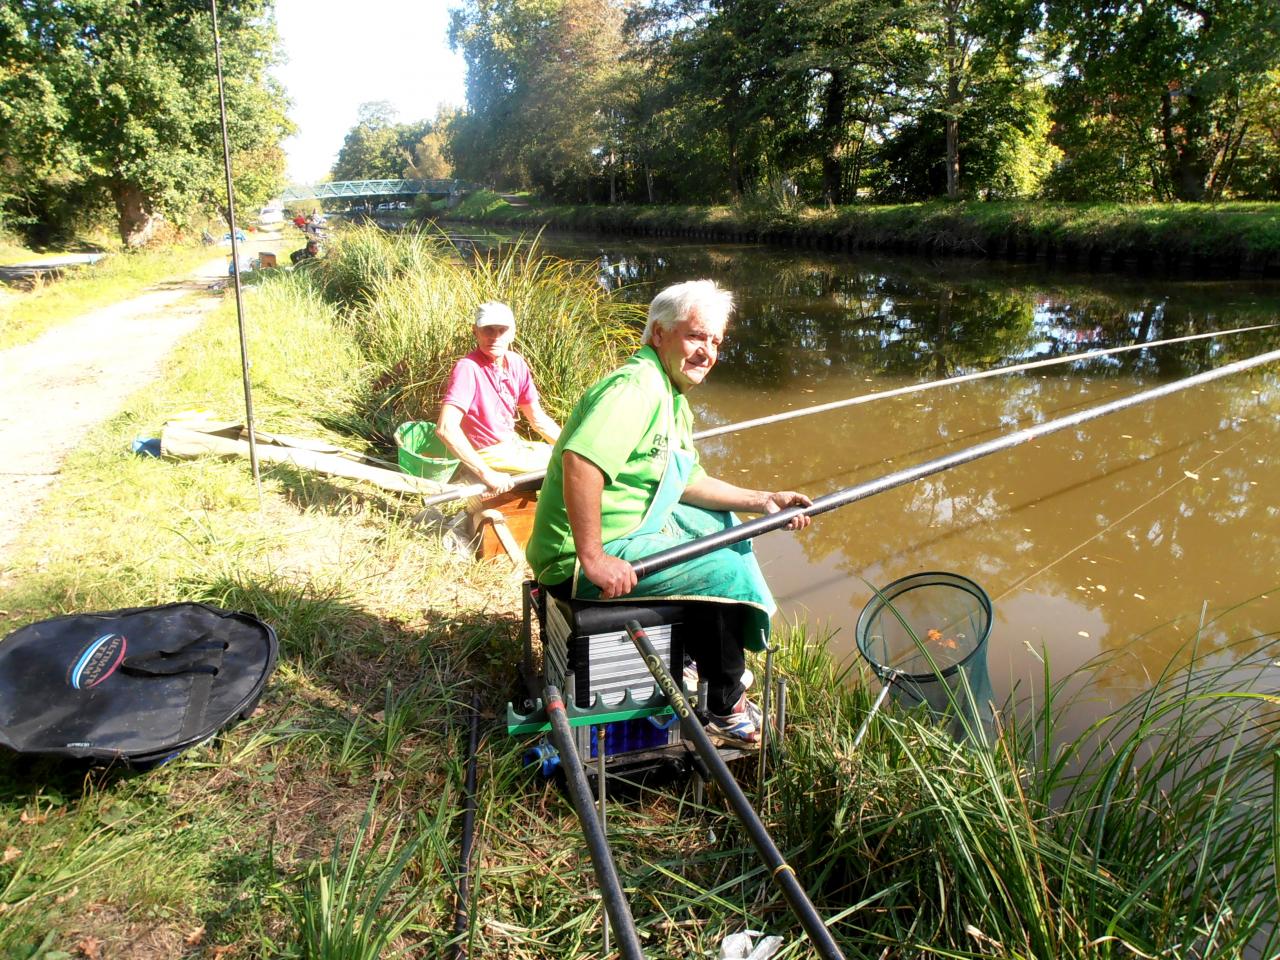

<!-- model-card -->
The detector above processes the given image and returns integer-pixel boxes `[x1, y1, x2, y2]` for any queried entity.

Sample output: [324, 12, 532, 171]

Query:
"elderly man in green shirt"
[526, 279, 811, 742]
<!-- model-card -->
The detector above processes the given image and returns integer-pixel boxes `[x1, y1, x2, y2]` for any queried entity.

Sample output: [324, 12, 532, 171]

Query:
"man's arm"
[563, 451, 637, 598]
[518, 398, 561, 444]
[435, 403, 513, 495]
[681, 475, 813, 530]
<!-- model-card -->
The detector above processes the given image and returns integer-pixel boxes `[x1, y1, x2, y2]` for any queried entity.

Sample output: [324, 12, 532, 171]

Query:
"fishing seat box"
[525, 582, 691, 761]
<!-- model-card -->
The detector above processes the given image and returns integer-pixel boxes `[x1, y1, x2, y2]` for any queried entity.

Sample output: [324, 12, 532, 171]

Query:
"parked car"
[257, 199, 284, 227]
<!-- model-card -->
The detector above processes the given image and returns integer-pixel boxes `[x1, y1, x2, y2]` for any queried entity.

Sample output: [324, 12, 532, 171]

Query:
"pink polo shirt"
[440, 349, 538, 450]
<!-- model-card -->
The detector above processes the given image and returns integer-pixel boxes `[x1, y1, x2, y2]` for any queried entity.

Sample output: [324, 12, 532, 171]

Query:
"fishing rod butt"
[542, 684, 647, 960]
[623, 622, 848, 960]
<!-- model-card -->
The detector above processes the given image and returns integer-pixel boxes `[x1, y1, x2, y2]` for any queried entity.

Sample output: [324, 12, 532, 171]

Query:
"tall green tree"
[894, 0, 1043, 199]
[330, 102, 433, 181]
[449, 0, 626, 198]
[1046, 0, 1280, 200]
[0, 0, 291, 246]
[404, 108, 457, 180]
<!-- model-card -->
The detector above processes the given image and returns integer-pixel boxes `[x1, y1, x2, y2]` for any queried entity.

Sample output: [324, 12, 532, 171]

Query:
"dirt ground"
[0, 236, 283, 582]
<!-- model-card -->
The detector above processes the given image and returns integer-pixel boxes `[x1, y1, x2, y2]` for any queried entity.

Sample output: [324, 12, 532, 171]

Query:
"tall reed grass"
[763, 623, 1279, 957]
[311, 225, 643, 435]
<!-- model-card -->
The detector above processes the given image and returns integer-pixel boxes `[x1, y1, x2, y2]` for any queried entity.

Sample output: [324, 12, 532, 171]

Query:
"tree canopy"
[441, 0, 1280, 204]
[0, 0, 291, 246]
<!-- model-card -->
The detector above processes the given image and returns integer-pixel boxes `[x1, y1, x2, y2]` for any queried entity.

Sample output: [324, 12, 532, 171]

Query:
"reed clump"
[311, 225, 643, 433]
[763, 624, 1280, 958]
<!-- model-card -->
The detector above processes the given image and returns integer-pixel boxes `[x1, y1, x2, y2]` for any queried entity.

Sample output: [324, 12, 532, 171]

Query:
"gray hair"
[642, 280, 734, 345]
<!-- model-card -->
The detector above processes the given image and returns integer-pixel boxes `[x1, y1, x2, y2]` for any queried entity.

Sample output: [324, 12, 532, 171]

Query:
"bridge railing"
[280, 179, 474, 202]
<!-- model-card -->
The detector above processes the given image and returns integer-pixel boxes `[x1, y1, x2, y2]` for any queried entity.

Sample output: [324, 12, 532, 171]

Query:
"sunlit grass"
[0, 242, 217, 350]
[1, 251, 1275, 957]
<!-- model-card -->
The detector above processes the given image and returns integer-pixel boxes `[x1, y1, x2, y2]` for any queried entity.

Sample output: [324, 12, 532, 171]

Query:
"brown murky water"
[487, 231, 1280, 730]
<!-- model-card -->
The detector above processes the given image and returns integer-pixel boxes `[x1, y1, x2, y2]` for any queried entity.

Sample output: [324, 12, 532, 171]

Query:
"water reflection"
[482, 230, 1280, 732]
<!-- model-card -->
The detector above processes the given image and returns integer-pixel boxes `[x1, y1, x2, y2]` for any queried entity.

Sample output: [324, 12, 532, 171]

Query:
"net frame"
[855, 571, 993, 682]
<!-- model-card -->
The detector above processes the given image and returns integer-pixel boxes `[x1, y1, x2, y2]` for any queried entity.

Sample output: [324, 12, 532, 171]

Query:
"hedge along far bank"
[439, 193, 1280, 279]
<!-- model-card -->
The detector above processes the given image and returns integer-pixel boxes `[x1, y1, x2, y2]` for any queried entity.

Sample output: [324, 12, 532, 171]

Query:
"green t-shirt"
[526, 345, 706, 585]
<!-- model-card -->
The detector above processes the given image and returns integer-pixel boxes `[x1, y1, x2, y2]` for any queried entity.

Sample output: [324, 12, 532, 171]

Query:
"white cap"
[474, 302, 515, 329]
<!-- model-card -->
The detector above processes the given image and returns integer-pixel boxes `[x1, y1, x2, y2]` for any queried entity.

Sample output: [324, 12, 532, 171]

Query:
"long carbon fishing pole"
[693, 321, 1276, 441]
[625, 622, 848, 960]
[416, 322, 1275, 508]
[542, 684, 646, 960]
[210, 0, 262, 502]
[452, 692, 481, 960]
[630, 346, 1280, 581]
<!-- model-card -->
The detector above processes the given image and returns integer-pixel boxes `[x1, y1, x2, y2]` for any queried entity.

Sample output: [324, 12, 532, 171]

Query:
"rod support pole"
[209, 0, 262, 503]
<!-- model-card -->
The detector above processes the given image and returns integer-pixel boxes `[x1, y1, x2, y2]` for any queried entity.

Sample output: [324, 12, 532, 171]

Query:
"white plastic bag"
[718, 930, 784, 959]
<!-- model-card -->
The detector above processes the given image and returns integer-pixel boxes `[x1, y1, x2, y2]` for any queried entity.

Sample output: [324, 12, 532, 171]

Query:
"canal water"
[480, 230, 1280, 734]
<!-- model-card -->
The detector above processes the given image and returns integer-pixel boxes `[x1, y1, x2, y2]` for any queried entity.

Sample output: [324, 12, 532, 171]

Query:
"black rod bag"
[0, 602, 277, 767]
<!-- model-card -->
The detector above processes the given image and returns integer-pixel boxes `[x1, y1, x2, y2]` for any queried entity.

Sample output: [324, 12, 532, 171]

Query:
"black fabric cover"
[0, 602, 277, 767]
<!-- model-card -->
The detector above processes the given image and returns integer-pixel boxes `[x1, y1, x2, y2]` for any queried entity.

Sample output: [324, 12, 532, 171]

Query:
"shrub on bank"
[441, 194, 1280, 272]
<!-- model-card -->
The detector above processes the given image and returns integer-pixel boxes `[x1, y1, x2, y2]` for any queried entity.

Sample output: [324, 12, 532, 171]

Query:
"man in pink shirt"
[436, 302, 561, 495]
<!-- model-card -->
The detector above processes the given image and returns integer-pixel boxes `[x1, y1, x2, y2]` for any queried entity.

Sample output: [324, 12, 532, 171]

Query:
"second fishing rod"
[417, 321, 1276, 509]
[630, 345, 1280, 580]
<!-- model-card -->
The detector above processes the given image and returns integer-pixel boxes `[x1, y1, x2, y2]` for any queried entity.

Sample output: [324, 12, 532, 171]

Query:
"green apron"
[571, 389, 775, 651]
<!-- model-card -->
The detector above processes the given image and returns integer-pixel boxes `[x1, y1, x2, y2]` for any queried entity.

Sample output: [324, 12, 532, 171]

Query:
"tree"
[874, 58, 1059, 200]
[1046, 0, 1280, 201]
[330, 103, 434, 182]
[449, 0, 628, 198]
[0, 0, 291, 246]
[404, 109, 456, 180]
[890, 0, 1043, 199]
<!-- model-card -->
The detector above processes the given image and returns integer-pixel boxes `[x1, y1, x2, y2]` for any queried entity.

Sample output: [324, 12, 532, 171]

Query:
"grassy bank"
[0, 241, 218, 350]
[443, 192, 1280, 277]
[1, 238, 1276, 957]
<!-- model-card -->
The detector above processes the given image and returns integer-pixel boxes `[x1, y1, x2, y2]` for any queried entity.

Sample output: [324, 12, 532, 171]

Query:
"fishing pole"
[416, 322, 1275, 509]
[210, 0, 262, 504]
[452, 692, 481, 960]
[542, 684, 646, 960]
[630, 345, 1280, 581]
[693, 320, 1277, 441]
[626, 621, 848, 960]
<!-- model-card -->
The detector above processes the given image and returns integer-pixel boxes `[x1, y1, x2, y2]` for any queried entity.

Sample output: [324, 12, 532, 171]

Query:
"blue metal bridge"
[280, 179, 471, 203]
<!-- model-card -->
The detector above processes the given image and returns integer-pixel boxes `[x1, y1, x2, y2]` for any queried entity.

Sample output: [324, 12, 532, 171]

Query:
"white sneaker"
[706, 695, 762, 743]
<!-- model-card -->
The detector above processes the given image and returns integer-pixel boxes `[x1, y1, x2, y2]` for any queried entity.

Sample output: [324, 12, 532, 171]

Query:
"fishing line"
[992, 426, 1260, 605]
[417, 322, 1276, 509]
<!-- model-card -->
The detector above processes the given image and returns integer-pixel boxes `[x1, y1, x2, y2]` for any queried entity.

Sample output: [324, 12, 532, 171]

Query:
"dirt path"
[0, 239, 282, 579]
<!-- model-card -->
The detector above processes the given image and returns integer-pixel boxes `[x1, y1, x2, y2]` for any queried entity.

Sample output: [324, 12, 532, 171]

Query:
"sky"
[271, 0, 468, 184]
